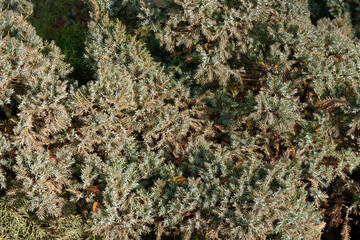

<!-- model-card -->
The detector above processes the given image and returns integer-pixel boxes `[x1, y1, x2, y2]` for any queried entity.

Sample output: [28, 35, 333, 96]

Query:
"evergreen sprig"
[1, 0, 360, 239]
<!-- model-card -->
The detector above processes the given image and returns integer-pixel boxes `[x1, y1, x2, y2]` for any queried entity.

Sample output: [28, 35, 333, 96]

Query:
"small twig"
[320, 97, 348, 113]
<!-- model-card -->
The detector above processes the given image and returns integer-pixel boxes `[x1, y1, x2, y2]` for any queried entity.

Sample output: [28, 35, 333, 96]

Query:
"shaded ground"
[29, 0, 94, 85]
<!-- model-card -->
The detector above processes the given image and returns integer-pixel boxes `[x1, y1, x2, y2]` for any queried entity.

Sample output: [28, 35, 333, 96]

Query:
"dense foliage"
[1, 0, 360, 239]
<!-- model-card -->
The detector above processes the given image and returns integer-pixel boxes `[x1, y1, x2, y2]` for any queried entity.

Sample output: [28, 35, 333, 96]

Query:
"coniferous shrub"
[1, 0, 360, 239]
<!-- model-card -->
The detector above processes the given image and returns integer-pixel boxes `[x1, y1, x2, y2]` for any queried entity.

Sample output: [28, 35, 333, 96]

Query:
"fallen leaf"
[7, 149, 16, 158]
[77, 127, 85, 138]
[47, 145, 57, 164]
[92, 201, 100, 212]
[86, 185, 101, 195]
[165, 176, 187, 185]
